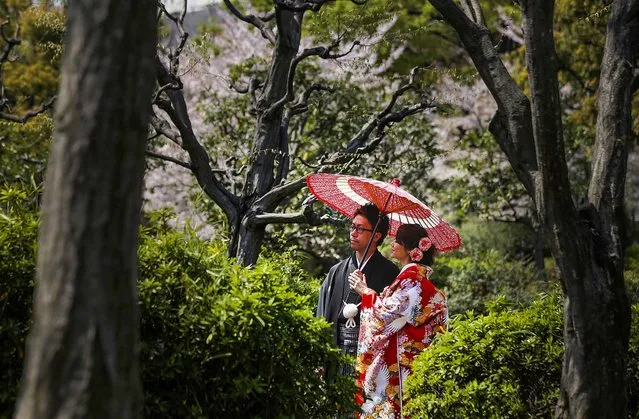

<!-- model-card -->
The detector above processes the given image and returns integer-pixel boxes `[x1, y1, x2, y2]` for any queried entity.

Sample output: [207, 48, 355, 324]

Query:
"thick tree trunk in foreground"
[14, 1, 157, 418]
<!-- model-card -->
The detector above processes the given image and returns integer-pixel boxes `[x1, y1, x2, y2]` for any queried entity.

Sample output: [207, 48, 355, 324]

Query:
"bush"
[433, 219, 552, 315]
[0, 184, 39, 414]
[0, 187, 356, 418]
[405, 293, 564, 418]
[137, 224, 356, 418]
[435, 250, 544, 316]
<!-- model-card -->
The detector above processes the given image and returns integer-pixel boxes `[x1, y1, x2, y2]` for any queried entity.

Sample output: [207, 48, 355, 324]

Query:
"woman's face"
[390, 239, 409, 262]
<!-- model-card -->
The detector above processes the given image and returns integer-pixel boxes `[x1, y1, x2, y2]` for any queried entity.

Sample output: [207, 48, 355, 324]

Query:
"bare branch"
[496, 6, 524, 45]
[0, 96, 56, 123]
[289, 83, 333, 116]
[274, 0, 330, 12]
[146, 150, 192, 170]
[229, 79, 249, 94]
[254, 176, 307, 211]
[153, 81, 182, 104]
[0, 21, 21, 63]
[224, 0, 276, 45]
[157, 1, 189, 78]
[155, 55, 240, 221]
[249, 204, 324, 227]
[149, 112, 182, 145]
[346, 67, 426, 152]
[260, 10, 276, 21]
[265, 41, 360, 118]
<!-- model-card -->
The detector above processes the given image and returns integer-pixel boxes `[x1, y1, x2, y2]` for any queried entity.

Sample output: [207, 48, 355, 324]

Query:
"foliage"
[437, 130, 529, 223]
[0, 185, 356, 418]
[0, 182, 40, 415]
[405, 293, 565, 418]
[196, 60, 443, 270]
[406, 251, 639, 419]
[433, 220, 550, 315]
[0, 2, 65, 184]
[137, 220, 358, 418]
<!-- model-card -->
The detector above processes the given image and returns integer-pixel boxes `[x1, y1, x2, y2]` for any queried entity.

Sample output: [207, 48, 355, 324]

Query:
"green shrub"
[405, 293, 564, 418]
[436, 249, 545, 315]
[137, 225, 356, 418]
[0, 184, 39, 414]
[0, 185, 356, 418]
[626, 244, 639, 305]
[432, 219, 551, 315]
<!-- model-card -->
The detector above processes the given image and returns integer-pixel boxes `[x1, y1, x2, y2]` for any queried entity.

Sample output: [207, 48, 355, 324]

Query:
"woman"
[348, 224, 448, 418]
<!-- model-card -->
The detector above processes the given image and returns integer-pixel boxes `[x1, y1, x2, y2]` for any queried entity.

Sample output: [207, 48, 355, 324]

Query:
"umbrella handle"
[358, 192, 393, 270]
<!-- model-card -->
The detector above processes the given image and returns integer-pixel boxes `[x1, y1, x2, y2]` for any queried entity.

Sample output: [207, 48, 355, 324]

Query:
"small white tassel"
[342, 303, 359, 328]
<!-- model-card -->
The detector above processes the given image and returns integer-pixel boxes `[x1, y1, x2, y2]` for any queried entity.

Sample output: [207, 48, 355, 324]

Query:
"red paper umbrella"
[306, 173, 461, 252]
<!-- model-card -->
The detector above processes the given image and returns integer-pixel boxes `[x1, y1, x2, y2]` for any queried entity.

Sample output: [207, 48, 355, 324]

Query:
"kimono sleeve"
[361, 276, 423, 333]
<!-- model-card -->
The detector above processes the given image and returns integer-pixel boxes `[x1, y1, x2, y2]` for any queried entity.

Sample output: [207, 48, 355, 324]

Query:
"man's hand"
[348, 269, 371, 296]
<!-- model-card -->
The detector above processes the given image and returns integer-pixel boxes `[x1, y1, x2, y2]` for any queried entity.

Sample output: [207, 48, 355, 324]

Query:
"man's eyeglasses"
[349, 224, 374, 234]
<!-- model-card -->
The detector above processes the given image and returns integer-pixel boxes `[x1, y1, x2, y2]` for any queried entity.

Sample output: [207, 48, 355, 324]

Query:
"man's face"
[349, 214, 375, 252]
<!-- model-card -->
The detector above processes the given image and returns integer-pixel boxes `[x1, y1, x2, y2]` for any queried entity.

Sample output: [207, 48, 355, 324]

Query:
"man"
[316, 203, 399, 377]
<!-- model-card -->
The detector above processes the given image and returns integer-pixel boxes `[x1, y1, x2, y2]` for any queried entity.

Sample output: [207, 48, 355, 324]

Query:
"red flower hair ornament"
[409, 236, 432, 262]
[409, 248, 423, 262]
[419, 237, 432, 251]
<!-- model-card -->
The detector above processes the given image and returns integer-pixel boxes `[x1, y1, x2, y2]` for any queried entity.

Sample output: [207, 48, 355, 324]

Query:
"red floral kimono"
[355, 263, 447, 418]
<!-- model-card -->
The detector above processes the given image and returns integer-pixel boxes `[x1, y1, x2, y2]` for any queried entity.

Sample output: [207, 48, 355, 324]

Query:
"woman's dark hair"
[396, 223, 435, 266]
[355, 203, 390, 246]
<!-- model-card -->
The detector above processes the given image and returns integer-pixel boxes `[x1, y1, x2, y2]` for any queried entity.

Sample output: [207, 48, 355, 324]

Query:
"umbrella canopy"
[306, 173, 461, 252]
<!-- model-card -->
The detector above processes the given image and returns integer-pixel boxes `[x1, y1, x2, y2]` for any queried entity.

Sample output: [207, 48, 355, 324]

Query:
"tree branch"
[274, 0, 330, 12]
[157, 1, 189, 78]
[460, 0, 486, 25]
[155, 55, 240, 222]
[264, 40, 360, 118]
[224, 0, 276, 45]
[254, 176, 307, 211]
[149, 112, 182, 146]
[428, 0, 538, 198]
[0, 96, 56, 123]
[588, 0, 639, 269]
[0, 21, 57, 124]
[249, 204, 324, 227]
[288, 83, 333, 116]
[146, 150, 192, 170]
[521, 0, 574, 230]
[0, 21, 20, 62]
[346, 67, 428, 152]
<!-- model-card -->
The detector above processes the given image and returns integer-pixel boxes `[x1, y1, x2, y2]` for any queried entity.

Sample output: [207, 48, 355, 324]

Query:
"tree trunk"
[14, 1, 157, 418]
[427, 0, 636, 415]
[554, 0, 637, 417]
[237, 9, 303, 266]
[521, 0, 633, 417]
[532, 215, 546, 280]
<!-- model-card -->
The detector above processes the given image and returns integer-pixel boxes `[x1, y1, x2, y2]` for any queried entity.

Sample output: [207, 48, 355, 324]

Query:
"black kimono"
[316, 250, 399, 376]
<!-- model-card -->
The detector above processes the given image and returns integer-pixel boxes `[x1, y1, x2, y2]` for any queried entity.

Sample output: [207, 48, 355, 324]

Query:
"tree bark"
[429, 0, 637, 416]
[14, 1, 157, 418]
[553, 0, 637, 417]
[237, 8, 304, 265]
[521, 2, 628, 417]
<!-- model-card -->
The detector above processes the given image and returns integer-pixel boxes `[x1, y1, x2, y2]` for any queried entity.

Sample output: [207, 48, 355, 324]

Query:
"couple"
[316, 203, 448, 418]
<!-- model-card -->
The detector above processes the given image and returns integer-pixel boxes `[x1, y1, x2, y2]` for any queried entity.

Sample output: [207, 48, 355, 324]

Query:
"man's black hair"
[354, 203, 390, 246]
